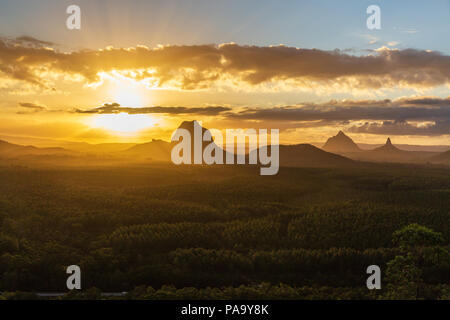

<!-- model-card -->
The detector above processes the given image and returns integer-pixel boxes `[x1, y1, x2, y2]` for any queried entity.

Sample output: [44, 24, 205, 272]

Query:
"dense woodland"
[0, 163, 449, 299]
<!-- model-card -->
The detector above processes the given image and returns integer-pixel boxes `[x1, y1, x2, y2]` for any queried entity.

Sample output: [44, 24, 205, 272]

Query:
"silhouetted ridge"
[251, 143, 353, 168]
[125, 139, 171, 161]
[0, 139, 73, 157]
[429, 150, 450, 164]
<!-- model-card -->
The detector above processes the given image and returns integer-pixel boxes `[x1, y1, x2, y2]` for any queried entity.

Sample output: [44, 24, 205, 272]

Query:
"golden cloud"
[1, 37, 450, 91]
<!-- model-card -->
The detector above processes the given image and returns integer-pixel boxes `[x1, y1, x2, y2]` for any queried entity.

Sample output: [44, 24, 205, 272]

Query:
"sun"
[90, 113, 157, 135]
[113, 84, 146, 107]
[88, 78, 157, 135]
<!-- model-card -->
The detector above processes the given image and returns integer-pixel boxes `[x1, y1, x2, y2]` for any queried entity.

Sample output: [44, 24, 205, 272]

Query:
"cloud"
[348, 120, 450, 136]
[18, 102, 46, 110]
[76, 96, 450, 136]
[387, 41, 399, 47]
[17, 102, 47, 114]
[14, 36, 55, 47]
[363, 34, 379, 45]
[228, 97, 450, 122]
[395, 96, 450, 106]
[46, 96, 450, 136]
[74, 103, 231, 115]
[223, 96, 450, 135]
[14, 94, 450, 136]
[1, 37, 450, 91]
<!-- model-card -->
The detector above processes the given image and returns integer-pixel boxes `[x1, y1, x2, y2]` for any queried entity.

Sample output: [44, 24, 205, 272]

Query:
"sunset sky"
[0, 0, 449, 145]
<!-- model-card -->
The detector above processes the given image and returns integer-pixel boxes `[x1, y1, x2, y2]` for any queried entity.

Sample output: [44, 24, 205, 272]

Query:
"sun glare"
[114, 86, 145, 107]
[112, 83, 147, 107]
[90, 113, 157, 135]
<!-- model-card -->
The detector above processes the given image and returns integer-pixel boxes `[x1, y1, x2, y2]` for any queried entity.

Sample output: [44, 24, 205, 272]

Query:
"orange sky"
[1, 1, 449, 146]
[0, 38, 449, 146]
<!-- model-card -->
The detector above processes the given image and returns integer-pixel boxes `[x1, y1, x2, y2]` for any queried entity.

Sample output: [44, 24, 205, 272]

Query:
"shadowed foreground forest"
[0, 163, 449, 300]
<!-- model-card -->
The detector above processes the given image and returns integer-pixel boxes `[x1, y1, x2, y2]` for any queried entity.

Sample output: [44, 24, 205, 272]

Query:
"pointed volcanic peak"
[176, 123, 354, 168]
[174, 119, 214, 148]
[353, 137, 419, 163]
[174, 120, 235, 163]
[322, 131, 361, 154]
[372, 137, 404, 153]
[123, 121, 216, 162]
[177, 120, 209, 138]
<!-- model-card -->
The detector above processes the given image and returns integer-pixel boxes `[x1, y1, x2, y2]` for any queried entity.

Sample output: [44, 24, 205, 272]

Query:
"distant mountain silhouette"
[0, 139, 74, 157]
[124, 139, 172, 161]
[322, 131, 361, 153]
[123, 121, 220, 163]
[252, 143, 353, 168]
[350, 138, 428, 163]
[177, 120, 212, 163]
[123, 122, 354, 167]
[354, 142, 449, 152]
[371, 137, 401, 153]
[173, 122, 354, 167]
[3, 125, 445, 167]
[0, 135, 138, 153]
[369, 138, 422, 160]
[0, 139, 38, 155]
[319, 133, 443, 164]
[177, 120, 209, 136]
[279, 144, 353, 167]
[429, 150, 450, 165]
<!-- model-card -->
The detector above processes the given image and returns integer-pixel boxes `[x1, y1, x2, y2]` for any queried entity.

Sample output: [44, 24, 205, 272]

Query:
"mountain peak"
[371, 137, 405, 154]
[322, 131, 361, 154]
[178, 120, 199, 130]
[386, 137, 392, 146]
[177, 120, 209, 134]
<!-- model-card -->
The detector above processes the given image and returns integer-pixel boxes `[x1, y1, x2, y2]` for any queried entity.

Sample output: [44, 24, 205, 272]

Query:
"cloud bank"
[1, 37, 450, 91]
[46, 96, 449, 136]
[74, 103, 230, 115]
[227, 97, 450, 135]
